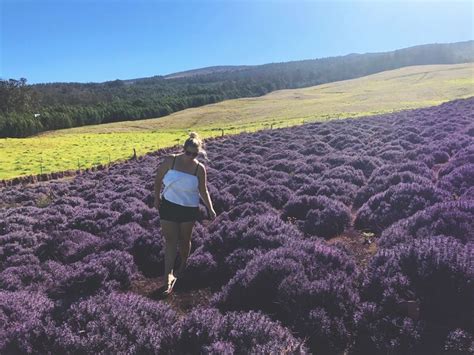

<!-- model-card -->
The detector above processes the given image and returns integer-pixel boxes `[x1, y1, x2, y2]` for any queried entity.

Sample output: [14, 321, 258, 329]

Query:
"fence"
[0, 117, 319, 188]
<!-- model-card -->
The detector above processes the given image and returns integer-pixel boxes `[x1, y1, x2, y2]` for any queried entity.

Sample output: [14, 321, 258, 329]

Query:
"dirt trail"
[326, 208, 377, 270]
[129, 273, 214, 317]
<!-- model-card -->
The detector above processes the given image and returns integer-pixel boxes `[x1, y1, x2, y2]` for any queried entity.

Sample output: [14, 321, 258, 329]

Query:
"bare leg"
[176, 220, 195, 277]
[160, 219, 180, 285]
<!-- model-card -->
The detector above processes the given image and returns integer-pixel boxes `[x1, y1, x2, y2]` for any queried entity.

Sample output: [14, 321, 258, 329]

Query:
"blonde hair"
[184, 131, 209, 161]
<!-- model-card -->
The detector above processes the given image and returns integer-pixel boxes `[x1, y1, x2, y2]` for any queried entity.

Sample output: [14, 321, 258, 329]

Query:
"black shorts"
[159, 196, 199, 223]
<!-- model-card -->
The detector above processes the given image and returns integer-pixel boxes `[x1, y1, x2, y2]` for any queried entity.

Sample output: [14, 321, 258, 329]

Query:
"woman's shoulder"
[196, 161, 206, 173]
[160, 155, 176, 169]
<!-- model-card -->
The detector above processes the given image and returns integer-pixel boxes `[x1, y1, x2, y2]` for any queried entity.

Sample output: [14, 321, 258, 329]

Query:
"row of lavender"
[1, 97, 473, 354]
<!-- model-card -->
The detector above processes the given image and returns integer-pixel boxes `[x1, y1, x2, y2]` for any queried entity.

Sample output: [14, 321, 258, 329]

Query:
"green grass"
[1, 63, 473, 180]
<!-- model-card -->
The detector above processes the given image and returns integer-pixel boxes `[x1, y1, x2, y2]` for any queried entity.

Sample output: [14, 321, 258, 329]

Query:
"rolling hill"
[1, 63, 473, 181]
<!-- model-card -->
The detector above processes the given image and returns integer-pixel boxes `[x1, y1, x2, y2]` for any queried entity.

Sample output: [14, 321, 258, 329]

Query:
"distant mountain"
[161, 40, 474, 80]
[1, 40, 473, 138]
[164, 65, 251, 79]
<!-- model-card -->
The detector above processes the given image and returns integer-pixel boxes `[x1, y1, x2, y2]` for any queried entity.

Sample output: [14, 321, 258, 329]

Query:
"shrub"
[378, 199, 474, 248]
[355, 183, 450, 234]
[437, 163, 474, 198]
[354, 171, 434, 208]
[211, 239, 360, 354]
[50, 291, 178, 353]
[0, 291, 55, 353]
[322, 165, 366, 187]
[354, 236, 473, 354]
[283, 195, 350, 238]
[163, 307, 308, 353]
[185, 213, 302, 289]
[297, 178, 358, 206]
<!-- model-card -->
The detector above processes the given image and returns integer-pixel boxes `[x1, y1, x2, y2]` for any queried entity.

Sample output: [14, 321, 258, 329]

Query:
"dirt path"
[326, 208, 377, 270]
[129, 273, 214, 317]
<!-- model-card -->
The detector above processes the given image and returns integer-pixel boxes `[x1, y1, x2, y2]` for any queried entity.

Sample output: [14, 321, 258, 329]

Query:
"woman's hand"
[154, 195, 162, 209]
[209, 209, 217, 220]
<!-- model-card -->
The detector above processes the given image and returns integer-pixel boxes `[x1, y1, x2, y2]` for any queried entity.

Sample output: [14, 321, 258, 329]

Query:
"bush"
[378, 199, 474, 248]
[437, 163, 474, 198]
[355, 183, 450, 234]
[368, 162, 435, 182]
[35, 229, 102, 263]
[0, 291, 55, 353]
[0, 230, 49, 267]
[297, 178, 359, 206]
[66, 207, 120, 235]
[322, 166, 366, 187]
[211, 239, 360, 354]
[438, 145, 474, 178]
[258, 184, 293, 209]
[354, 236, 473, 354]
[282, 195, 351, 238]
[50, 291, 178, 353]
[47, 250, 137, 307]
[354, 171, 434, 208]
[163, 307, 308, 353]
[185, 212, 302, 289]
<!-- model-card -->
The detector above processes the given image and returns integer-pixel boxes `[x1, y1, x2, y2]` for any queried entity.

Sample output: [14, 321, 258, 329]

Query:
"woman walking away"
[153, 132, 216, 297]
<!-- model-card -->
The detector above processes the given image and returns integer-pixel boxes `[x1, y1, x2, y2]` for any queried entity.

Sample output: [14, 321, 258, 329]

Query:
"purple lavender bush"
[211, 239, 360, 354]
[354, 183, 450, 234]
[35, 229, 102, 263]
[49, 291, 178, 354]
[438, 145, 474, 178]
[282, 195, 351, 238]
[46, 250, 137, 307]
[183, 212, 303, 290]
[322, 165, 366, 187]
[353, 236, 473, 354]
[0, 290, 55, 353]
[354, 171, 434, 208]
[296, 178, 358, 206]
[437, 163, 474, 199]
[378, 199, 474, 248]
[162, 306, 309, 353]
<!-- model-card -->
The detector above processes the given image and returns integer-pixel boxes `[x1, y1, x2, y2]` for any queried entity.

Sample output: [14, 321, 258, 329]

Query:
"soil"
[129, 273, 214, 318]
[326, 209, 378, 270]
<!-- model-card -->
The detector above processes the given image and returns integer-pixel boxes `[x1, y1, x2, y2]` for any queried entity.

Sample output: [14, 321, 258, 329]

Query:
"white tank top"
[161, 156, 200, 207]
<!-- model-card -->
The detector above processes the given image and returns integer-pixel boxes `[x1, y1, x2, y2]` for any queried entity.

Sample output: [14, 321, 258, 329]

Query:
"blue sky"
[1, 0, 473, 84]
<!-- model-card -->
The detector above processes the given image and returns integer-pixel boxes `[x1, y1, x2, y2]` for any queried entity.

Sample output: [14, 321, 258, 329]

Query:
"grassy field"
[1, 63, 473, 180]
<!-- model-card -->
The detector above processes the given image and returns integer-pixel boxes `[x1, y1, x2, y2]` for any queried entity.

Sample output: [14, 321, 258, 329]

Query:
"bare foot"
[168, 273, 177, 285]
[162, 274, 177, 295]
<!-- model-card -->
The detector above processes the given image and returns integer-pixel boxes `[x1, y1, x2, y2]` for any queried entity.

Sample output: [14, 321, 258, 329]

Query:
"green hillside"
[1, 63, 473, 180]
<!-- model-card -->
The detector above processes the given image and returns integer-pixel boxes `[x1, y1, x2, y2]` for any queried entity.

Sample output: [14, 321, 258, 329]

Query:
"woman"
[153, 132, 216, 296]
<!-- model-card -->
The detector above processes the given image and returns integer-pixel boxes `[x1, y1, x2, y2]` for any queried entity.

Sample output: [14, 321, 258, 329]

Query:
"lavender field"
[1, 97, 473, 354]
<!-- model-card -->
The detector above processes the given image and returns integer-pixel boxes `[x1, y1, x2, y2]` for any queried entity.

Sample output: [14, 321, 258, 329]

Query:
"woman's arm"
[197, 164, 215, 215]
[154, 156, 171, 208]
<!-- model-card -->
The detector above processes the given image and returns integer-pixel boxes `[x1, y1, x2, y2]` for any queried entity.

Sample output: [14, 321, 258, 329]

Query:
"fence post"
[221, 129, 224, 137]
[133, 148, 137, 160]
[40, 156, 43, 175]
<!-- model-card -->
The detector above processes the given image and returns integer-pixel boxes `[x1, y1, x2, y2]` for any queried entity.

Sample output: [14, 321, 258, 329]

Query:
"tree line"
[1, 40, 472, 138]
